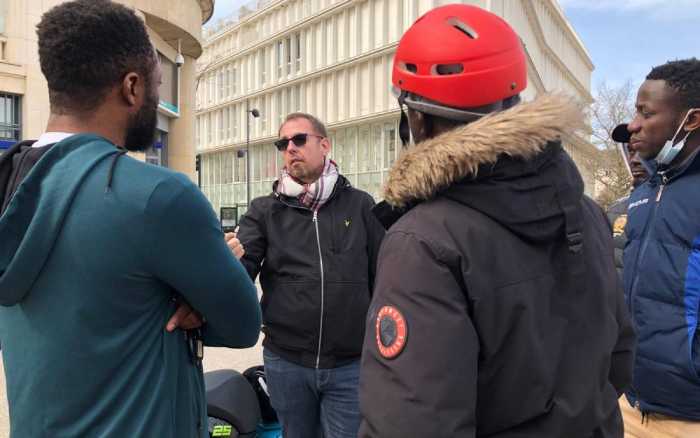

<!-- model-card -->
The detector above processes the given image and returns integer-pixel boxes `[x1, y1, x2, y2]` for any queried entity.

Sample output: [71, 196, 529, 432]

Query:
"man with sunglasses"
[235, 112, 385, 438]
[358, 5, 634, 437]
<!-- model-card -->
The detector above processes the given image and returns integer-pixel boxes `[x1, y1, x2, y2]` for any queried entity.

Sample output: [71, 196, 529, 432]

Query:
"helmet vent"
[447, 17, 478, 39]
[434, 64, 464, 75]
[398, 62, 418, 74]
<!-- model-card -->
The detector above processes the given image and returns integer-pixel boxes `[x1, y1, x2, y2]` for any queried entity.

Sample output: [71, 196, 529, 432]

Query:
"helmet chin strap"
[399, 102, 411, 148]
[396, 91, 411, 148]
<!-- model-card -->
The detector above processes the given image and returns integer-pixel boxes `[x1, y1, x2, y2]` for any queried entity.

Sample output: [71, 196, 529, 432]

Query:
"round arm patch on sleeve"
[375, 306, 408, 359]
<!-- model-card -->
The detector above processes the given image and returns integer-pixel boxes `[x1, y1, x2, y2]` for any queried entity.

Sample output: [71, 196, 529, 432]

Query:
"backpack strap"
[0, 141, 54, 215]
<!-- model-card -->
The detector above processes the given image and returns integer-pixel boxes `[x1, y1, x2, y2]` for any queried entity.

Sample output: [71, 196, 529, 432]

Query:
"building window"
[223, 107, 230, 141]
[0, 93, 21, 149]
[326, 18, 335, 66]
[292, 85, 300, 112]
[224, 65, 230, 98]
[263, 144, 277, 179]
[158, 53, 179, 113]
[195, 116, 200, 148]
[252, 146, 261, 181]
[260, 48, 267, 86]
[294, 33, 302, 72]
[384, 123, 397, 167]
[218, 69, 225, 101]
[206, 113, 213, 145]
[276, 40, 284, 80]
[232, 105, 239, 140]
[345, 127, 357, 173]
[261, 94, 269, 135]
[231, 66, 238, 96]
[333, 130, 344, 170]
[285, 87, 292, 118]
[224, 150, 233, 184]
[276, 92, 283, 126]
[285, 36, 292, 75]
[245, 55, 251, 94]
[217, 110, 224, 144]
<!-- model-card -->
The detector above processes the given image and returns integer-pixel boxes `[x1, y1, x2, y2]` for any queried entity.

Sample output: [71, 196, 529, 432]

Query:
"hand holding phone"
[225, 226, 245, 260]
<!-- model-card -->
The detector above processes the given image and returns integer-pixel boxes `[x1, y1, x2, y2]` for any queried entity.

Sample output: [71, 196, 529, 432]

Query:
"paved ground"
[0, 342, 264, 437]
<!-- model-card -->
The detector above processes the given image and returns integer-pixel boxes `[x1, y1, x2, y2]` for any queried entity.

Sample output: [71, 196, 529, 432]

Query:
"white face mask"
[655, 109, 699, 165]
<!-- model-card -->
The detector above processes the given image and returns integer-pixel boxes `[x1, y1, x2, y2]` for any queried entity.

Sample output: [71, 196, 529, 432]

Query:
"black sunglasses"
[274, 133, 324, 151]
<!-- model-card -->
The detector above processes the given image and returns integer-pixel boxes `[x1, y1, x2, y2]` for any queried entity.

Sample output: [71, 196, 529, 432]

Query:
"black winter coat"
[238, 175, 385, 368]
[359, 96, 635, 438]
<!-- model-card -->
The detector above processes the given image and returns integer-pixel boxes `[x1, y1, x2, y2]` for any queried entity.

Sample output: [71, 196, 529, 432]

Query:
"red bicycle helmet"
[393, 4, 527, 109]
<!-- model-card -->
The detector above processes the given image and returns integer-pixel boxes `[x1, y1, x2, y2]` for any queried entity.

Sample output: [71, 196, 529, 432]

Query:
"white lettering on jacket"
[628, 198, 649, 211]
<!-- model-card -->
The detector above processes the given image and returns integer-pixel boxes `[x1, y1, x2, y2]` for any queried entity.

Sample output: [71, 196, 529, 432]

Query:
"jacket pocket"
[323, 281, 370, 357]
[261, 280, 319, 351]
[474, 274, 567, 433]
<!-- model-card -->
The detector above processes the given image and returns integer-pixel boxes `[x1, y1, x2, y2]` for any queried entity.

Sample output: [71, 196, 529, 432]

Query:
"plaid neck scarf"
[277, 158, 339, 211]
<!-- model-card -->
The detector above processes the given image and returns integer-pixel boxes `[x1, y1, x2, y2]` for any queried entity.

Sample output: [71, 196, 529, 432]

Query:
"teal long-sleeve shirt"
[0, 134, 261, 437]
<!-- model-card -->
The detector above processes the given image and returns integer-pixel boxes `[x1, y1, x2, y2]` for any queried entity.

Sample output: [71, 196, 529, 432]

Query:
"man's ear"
[685, 109, 700, 131]
[121, 72, 141, 107]
[320, 136, 332, 156]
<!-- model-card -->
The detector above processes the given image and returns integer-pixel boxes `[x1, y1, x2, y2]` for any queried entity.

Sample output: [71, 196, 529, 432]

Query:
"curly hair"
[647, 58, 700, 110]
[36, 0, 156, 113]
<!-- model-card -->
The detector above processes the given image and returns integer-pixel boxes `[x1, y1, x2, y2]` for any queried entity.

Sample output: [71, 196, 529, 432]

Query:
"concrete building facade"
[0, 0, 215, 179]
[196, 0, 596, 217]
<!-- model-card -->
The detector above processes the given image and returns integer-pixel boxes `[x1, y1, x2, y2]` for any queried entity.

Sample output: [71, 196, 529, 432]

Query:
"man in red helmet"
[358, 5, 635, 438]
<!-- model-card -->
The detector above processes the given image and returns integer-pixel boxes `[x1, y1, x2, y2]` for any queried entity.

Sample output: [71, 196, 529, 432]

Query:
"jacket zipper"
[628, 173, 668, 403]
[655, 174, 668, 202]
[630, 176, 667, 311]
[312, 210, 325, 369]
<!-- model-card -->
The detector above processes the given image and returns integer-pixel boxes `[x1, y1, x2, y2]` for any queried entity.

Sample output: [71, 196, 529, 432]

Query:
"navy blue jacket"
[623, 149, 700, 419]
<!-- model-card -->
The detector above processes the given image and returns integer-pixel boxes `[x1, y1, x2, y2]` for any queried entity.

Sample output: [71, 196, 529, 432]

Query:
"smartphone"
[220, 206, 238, 234]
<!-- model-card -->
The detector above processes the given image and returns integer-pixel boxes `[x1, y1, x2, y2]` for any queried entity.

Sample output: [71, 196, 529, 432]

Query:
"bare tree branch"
[587, 80, 637, 209]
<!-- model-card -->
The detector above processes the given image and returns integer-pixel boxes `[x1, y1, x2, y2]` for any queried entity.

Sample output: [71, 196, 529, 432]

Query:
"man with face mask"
[0, 1, 261, 437]
[606, 123, 650, 282]
[621, 58, 700, 436]
[359, 5, 635, 438]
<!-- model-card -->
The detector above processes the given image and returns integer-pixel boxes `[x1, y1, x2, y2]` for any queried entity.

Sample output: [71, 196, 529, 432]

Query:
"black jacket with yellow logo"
[238, 175, 385, 369]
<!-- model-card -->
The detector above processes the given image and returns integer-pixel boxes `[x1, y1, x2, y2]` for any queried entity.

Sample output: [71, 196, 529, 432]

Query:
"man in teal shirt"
[0, 1, 261, 437]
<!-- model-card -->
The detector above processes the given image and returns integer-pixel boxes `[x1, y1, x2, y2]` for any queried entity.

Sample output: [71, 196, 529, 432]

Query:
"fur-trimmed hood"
[375, 94, 587, 244]
[384, 94, 583, 208]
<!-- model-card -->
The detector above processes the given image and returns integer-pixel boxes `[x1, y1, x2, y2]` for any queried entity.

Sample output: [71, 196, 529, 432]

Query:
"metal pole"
[246, 99, 251, 208]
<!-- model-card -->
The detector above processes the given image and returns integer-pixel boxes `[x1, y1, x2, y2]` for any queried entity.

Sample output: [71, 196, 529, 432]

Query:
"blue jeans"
[263, 348, 361, 438]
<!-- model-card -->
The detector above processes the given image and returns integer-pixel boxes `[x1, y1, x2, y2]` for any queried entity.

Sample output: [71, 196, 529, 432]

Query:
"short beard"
[288, 162, 324, 184]
[123, 91, 158, 152]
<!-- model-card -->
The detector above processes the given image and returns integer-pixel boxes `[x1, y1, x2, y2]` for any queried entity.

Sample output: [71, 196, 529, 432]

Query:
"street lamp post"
[195, 154, 201, 188]
[246, 100, 260, 208]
